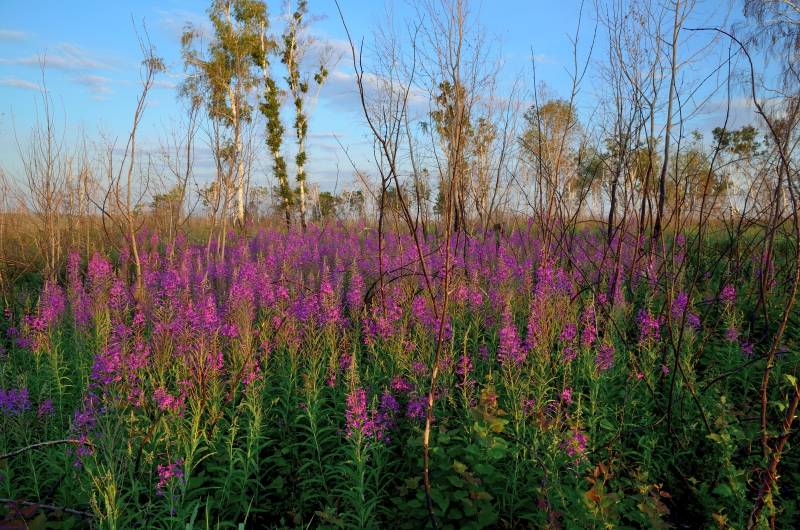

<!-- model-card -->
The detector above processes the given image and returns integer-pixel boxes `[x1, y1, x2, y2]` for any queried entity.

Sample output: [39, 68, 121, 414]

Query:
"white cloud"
[72, 74, 113, 97]
[0, 29, 28, 41]
[0, 77, 40, 91]
[0, 43, 110, 71]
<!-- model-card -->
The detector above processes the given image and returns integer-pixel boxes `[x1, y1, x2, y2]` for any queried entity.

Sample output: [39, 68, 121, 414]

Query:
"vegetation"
[0, 0, 798, 528]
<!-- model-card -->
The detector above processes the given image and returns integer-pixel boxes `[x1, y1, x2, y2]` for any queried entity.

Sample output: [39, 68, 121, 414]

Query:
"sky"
[0, 0, 756, 195]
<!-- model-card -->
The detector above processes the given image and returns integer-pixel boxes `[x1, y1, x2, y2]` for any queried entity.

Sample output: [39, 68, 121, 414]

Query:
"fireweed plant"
[0, 224, 798, 528]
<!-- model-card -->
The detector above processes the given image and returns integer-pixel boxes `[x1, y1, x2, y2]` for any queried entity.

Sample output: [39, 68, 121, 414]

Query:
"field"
[1, 1, 799, 527]
[1, 223, 798, 529]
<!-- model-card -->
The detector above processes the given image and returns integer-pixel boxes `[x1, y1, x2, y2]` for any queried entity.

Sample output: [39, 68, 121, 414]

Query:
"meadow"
[1, 1, 799, 527]
[1, 222, 797, 529]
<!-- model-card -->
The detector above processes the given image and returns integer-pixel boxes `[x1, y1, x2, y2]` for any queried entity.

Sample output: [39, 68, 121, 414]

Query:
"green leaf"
[713, 483, 733, 497]
[268, 476, 285, 490]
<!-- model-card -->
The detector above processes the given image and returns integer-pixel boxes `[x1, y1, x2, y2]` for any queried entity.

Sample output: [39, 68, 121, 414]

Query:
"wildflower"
[156, 459, 185, 496]
[37, 399, 54, 417]
[108, 279, 129, 312]
[412, 361, 427, 376]
[325, 368, 337, 388]
[338, 353, 353, 372]
[220, 323, 239, 338]
[346, 266, 364, 313]
[686, 312, 701, 331]
[23, 282, 66, 348]
[406, 395, 427, 421]
[375, 391, 399, 441]
[561, 345, 577, 363]
[719, 285, 736, 305]
[345, 387, 369, 438]
[242, 358, 261, 386]
[637, 310, 661, 344]
[87, 253, 113, 293]
[455, 354, 474, 390]
[741, 341, 755, 357]
[318, 267, 342, 326]
[390, 376, 414, 394]
[0, 387, 30, 415]
[522, 397, 536, 416]
[560, 428, 588, 461]
[498, 305, 525, 365]
[595, 343, 615, 371]
[661, 364, 670, 375]
[670, 291, 688, 320]
[724, 327, 738, 342]
[412, 295, 437, 331]
[560, 322, 577, 343]
[153, 387, 183, 414]
[581, 304, 597, 347]
[560, 387, 573, 406]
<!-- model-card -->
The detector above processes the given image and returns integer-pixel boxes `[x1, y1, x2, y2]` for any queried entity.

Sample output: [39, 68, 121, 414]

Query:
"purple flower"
[637, 309, 661, 344]
[108, 279, 129, 312]
[595, 343, 615, 371]
[671, 291, 689, 319]
[455, 354, 474, 390]
[345, 387, 369, 438]
[720, 285, 736, 305]
[338, 353, 353, 372]
[37, 399, 54, 417]
[0, 387, 30, 415]
[390, 376, 414, 394]
[375, 390, 399, 441]
[725, 327, 739, 342]
[560, 387, 573, 405]
[581, 304, 597, 347]
[153, 387, 183, 414]
[560, 323, 577, 343]
[345, 386, 388, 441]
[406, 395, 427, 421]
[156, 459, 185, 495]
[412, 361, 427, 376]
[560, 428, 588, 460]
[346, 266, 364, 313]
[498, 305, 525, 365]
[522, 397, 536, 416]
[23, 281, 66, 348]
[561, 345, 577, 363]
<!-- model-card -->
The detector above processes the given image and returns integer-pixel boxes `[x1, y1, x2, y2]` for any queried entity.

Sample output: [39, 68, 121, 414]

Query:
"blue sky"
[0, 0, 755, 193]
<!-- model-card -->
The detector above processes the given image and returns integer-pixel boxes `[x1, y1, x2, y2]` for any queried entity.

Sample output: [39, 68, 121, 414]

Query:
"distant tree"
[430, 80, 473, 233]
[520, 98, 581, 210]
[182, 0, 262, 236]
[15, 68, 67, 279]
[315, 191, 337, 220]
[280, 0, 331, 231]
[151, 186, 185, 236]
